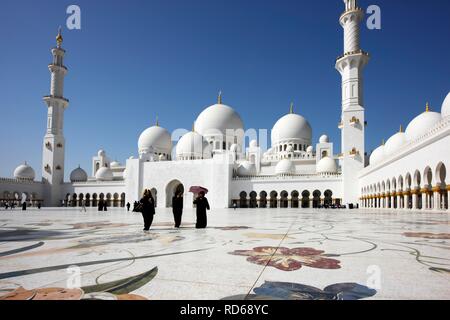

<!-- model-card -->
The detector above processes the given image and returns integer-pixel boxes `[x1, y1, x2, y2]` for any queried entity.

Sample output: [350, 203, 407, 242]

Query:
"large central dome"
[271, 109, 312, 146]
[138, 125, 172, 156]
[194, 99, 244, 137]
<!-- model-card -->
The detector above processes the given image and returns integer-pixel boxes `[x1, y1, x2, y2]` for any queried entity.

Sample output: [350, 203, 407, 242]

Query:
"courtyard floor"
[0, 207, 449, 300]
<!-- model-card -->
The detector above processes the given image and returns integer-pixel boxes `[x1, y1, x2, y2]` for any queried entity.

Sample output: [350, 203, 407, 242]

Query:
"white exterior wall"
[125, 154, 233, 209]
[359, 119, 450, 197]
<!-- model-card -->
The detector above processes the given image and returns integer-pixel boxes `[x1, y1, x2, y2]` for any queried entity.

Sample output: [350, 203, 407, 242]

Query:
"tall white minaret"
[42, 28, 69, 206]
[335, 0, 369, 206]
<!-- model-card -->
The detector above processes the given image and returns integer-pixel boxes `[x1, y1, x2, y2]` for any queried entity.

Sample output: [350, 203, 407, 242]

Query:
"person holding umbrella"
[190, 186, 210, 229]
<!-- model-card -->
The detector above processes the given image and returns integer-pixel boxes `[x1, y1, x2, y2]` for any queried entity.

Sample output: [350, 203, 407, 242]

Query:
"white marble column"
[397, 194, 401, 209]
[447, 188, 450, 213]
[404, 194, 409, 210]
[412, 193, 417, 210]
[433, 191, 439, 211]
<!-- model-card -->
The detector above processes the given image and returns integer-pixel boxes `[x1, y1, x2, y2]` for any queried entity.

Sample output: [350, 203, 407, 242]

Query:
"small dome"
[275, 159, 295, 176]
[195, 103, 244, 137]
[70, 166, 87, 182]
[237, 161, 256, 176]
[14, 162, 35, 181]
[122, 168, 128, 180]
[176, 131, 209, 159]
[441, 92, 450, 118]
[306, 146, 313, 153]
[95, 166, 114, 181]
[110, 161, 121, 168]
[98, 149, 106, 158]
[272, 113, 312, 146]
[129, 156, 135, 160]
[370, 145, 385, 165]
[319, 135, 329, 143]
[249, 140, 258, 148]
[384, 131, 407, 156]
[405, 108, 442, 141]
[138, 125, 172, 155]
[317, 157, 337, 174]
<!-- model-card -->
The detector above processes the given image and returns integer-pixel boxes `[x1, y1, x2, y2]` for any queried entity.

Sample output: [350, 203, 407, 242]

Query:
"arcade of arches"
[233, 189, 339, 209]
[361, 163, 449, 212]
[64, 192, 126, 208]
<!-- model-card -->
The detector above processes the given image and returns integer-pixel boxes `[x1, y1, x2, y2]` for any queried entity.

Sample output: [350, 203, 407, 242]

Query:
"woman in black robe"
[172, 192, 184, 228]
[193, 191, 210, 229]
[140, 189, 156, 231]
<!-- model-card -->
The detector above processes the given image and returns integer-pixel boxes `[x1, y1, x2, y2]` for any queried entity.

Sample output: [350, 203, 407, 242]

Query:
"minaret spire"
[42, 29, 69, 206]
[336, 0, 369, 206]
[289, 102, 294, 114]
[56, 26, 63, 48]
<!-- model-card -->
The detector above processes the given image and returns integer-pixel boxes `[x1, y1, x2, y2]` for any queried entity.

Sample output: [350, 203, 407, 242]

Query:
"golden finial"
[399, 125, 403, 133]
[155, 116, 159, 127]
[56, 26, 63, 47]
[218, 91, 222, 104]
[192, 122, 195, 132]
[425, 102, 430, 112]
[289, 102, 294, 114]
[382, 139, 385, 146]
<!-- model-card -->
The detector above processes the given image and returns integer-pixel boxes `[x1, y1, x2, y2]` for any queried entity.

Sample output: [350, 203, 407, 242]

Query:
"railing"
[233, 172, 342, 181]
[0, 177, 43, 185]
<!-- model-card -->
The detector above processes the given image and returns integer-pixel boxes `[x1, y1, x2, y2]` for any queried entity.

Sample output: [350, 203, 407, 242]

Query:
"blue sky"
[0, 0, 449, 180]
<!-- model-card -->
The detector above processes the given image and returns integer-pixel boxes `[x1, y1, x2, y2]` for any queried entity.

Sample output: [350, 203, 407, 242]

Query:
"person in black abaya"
[140, 189, 156, 231]
[172, 192, 184, 228]
[193, 191, 210, 229]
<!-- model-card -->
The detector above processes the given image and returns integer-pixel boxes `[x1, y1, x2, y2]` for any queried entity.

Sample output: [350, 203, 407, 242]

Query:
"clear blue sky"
[0, 0, 449, 180]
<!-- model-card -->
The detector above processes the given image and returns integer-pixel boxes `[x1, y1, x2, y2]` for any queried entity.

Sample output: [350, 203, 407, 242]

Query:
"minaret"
[42, 27, 69, 206]
[335, 0, 369, 205]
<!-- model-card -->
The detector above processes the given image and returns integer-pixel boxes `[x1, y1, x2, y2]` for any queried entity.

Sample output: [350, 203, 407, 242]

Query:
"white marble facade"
[0, 0, 449, 211]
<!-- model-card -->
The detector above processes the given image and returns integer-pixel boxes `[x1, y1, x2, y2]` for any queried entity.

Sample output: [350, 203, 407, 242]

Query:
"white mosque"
[1, 0, 449, 212]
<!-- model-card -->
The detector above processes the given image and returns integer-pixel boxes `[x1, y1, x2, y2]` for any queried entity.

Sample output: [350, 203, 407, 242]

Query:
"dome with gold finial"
[405, 102, 442, 141]
[194, 92, 244, 138]
[138, 118, 172, 156]
[271, 103, 312, 147]
[384, 125, 408, 157]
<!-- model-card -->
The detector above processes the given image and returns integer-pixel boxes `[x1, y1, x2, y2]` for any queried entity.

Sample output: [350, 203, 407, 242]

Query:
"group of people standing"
[135, 189, 210, 231]
[1, 201, 41, 211]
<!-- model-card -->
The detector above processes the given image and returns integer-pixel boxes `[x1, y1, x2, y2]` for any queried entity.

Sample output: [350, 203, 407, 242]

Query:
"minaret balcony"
[336, 50, 370, 62]
[43, 95, 69, 104]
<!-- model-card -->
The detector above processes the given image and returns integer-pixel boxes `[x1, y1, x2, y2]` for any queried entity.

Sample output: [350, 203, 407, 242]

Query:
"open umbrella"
[189, 186, 208, 194]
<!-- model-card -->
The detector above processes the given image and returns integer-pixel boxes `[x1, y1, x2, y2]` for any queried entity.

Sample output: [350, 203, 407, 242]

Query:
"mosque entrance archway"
[165, 180, 184, 208]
